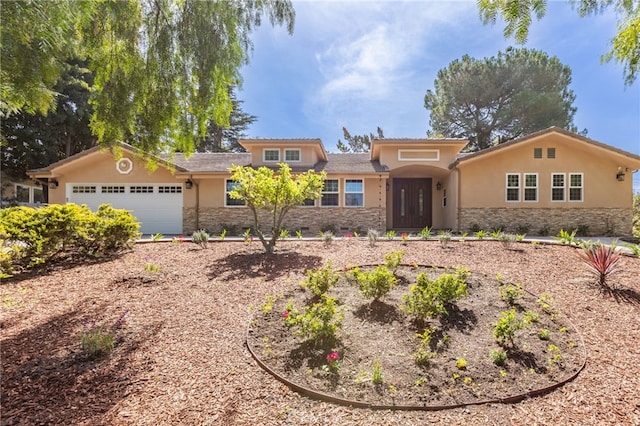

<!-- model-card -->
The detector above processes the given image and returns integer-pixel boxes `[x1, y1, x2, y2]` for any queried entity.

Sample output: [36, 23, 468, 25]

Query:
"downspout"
[456, 167, 461, 233]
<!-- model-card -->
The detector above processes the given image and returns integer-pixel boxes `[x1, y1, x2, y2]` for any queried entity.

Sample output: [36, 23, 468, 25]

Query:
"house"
[1, 172, 46, 206]
[27, 127, 640, 236]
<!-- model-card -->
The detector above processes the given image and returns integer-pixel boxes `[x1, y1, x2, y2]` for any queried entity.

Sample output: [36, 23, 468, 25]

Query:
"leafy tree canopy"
[424, 48, 582, 152]
[228, 163, 326, 254]
[336, 126, 384, 153]
[477, 0, 640, 85]
[1, 59, 96, 179]
[1, 0, 295, 156]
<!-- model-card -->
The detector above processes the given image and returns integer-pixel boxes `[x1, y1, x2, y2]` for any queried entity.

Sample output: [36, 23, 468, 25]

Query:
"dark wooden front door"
[392, 178, 432, 229]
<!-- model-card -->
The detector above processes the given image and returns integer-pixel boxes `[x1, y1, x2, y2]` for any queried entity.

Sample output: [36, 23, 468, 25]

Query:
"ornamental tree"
[228, 163, 326, 255]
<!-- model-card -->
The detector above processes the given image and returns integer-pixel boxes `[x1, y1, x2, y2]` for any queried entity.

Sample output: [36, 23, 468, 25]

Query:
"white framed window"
[506, 174, 520, 202]
[398, 149, 439, 161]
[263, 149, 280, 162]
[225, 180, 245, 207]
[569, 173, 583, 202]
[284, 149, 301, 162]
[551, 173, 565, 201]
[523, 173, 538, 202]
[344, 179, 364, 207]
[320, 179, 339, 207]
[15, 184, 44, 203]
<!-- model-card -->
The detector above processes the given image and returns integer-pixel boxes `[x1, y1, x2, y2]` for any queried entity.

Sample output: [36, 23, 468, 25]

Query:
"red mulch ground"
[1, 239, 639, 425]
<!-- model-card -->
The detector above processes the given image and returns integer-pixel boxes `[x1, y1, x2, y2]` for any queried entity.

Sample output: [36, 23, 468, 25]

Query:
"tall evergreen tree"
[424, 48, 581, 152]
[197, 88, 256, 152]
[336, 127, 384, 153]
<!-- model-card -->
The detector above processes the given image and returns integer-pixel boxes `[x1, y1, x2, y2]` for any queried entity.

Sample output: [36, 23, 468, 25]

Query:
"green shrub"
[0, 204, 139, 274]
[577, 242, 622, 288]
[500, 283, 524, 305]
[81, 311, 127, 357]
[489, 347, 508, 366]
[383, 250, 404, 272]
[493, 308, 523, 347]
[355, 265, 398, 301]
[367, 229, 380, 247]
[413, 327, 436, 366]
[403, 267, 469, 320]
[301, 263, 339, 297]
[555, 229, 577, 245]
[418, 226, 432, 240]
[438, 230, 452, 248]
[284, 295, 343, 342]
[192, 229, 210, 248]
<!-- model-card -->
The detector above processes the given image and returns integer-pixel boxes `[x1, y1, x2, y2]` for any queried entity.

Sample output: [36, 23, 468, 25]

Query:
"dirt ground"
[1, 239, 639, 425]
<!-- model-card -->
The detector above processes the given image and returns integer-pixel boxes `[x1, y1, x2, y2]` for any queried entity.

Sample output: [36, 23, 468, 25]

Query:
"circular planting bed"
[247, 257, 586, 409]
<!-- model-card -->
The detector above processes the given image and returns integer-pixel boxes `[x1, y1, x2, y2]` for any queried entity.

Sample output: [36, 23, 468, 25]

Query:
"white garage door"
[67, 183, 183, 235]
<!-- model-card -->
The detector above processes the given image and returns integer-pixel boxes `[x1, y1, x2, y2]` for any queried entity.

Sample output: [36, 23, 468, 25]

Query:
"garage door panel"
[67, 183, 182, 234]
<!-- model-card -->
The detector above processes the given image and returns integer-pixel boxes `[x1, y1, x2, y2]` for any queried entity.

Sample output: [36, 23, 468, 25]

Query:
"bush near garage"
[0, 204, 139, 277]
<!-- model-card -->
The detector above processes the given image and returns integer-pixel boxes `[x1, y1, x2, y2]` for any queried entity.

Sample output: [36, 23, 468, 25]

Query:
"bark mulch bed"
[1, 239, 639, 425]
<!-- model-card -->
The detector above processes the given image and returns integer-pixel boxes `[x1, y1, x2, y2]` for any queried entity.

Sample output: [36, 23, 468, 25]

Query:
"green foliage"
[537, 328, 550, 340]
[301, 263, 339, 297]
[0, 204, 139, 275]
[192, 229, 209, 249]
[633, 193, 640, 238]
[151, 233, 164, 242]
[403, 267, 469, 320]
[260, 294, 277, 314]
[474, 230, 488, 240]
[284, 295, 344, 343]
[144, 262, 160, 274]
[413, 328, 436, 366]
[418, 226, 432, 240]
[624, 243, 640, 258]
[522, 309, 540, 325]
[493, 308, 523, 347]
[319, 231, 334, 248]
[367, 229, 380, 247]
[497, 232, 518, 249]
[477, 0, 640, 85]
[555, 229, 577, 245]
[80, 311, 127, 357]
[500, 283, 524, 305]
[336, 126, 384, 153]
[456, 358, 468, 369]
[489, 347, 508, 366]
[354, 265, 398, 301]
[385, 230, 396, 240]
[383, 250, 405, 272]
[229, 163, 326, 254]
[2, 0, 296, 154]
[438, 230, 452, 248]
[577, 242, 622, 288]
[425, 48, 580, 151]
[372, 359, 383, 385]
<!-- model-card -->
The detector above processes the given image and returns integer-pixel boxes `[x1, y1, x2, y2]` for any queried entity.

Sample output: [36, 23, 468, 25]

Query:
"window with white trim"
[506, 174, 520, 202]
[320, 179, 339, 207]
[302, 198, 316, 207]
[225, 180, 245, 206]
[524, 173, 538, 202]
[344, 179, 363, 207]
[569, 173, 583, 202]
[15, 184, 43, 203]
[263, 149, 279, 162]
[551, 173, 565, 201]
[284, 149, 301, 162]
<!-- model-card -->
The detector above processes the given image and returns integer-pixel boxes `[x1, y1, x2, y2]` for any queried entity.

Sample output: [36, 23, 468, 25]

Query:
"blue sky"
[239, 1, 640, 190]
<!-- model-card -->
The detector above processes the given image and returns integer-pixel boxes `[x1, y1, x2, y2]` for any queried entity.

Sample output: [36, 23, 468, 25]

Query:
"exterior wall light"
[185, 179, 193, 189]
[436, 182, 442, 190]
[48, 180, 59, 189]
[616, 167, 626, 181]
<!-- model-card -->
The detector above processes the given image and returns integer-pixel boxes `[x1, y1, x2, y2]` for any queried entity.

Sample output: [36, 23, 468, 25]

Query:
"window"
[506, 174, 520, 202]
[33, 187, 44, 203]
[225, 180, 245, 206]
[73, 185, 96, 193]
[442, 189, 447, 207]
[551, 173, 565, 201]
[569, 173, 583, 202]
[302, 198, 316, 207]
[102, 186, 125, 193]
[321, 179, 339, 207]
[547, 148, 556, 159]
[263, 149, 279, 162]
[130, 186, 153, 193]
[344, 179, 363, 207]
[524, 173, 538, 202]
[533, 148, 542, 159]
[284, 149, 301, 162]
[15, 185, 30, 202]
[158, 186, 182, 193]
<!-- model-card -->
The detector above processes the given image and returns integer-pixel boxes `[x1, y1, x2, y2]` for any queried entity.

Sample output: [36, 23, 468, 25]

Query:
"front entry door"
[392, 178, 432, 229]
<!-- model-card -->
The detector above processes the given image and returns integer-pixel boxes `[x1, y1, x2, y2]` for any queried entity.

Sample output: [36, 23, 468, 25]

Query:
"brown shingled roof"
[166, 153, 251, 173]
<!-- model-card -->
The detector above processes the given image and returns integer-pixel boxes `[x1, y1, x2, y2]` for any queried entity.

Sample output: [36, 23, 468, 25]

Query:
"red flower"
[282, 311, 289, 318]
[326, 352, 340, 364]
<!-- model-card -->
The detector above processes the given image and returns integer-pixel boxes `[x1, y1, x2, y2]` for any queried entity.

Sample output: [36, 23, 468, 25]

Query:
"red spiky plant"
[578, 243, 622, 288]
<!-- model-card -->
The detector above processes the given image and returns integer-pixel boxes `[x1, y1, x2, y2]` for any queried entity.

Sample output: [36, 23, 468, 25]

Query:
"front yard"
[1, 239, 639, 425]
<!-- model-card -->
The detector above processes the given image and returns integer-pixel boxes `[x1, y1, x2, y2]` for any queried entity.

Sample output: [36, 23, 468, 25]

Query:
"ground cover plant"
[248, 253, 586, 407]
[2, 239, 639, 425]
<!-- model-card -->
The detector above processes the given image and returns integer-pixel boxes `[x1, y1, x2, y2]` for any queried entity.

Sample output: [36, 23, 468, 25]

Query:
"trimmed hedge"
[0, 204, 140, 277]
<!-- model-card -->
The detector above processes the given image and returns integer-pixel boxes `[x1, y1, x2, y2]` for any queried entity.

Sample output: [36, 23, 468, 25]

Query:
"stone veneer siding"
[183, 207, 386, 236]
[458, 207, 632, 236]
